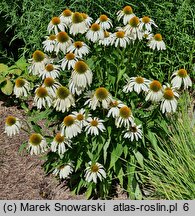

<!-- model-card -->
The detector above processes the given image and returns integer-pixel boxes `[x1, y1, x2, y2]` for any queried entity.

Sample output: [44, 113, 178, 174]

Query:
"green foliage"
[1, 0, 195, 77]
[0, 0, 66, 57]
[141, 93, 195, 199]
[0, 57, 30, 95]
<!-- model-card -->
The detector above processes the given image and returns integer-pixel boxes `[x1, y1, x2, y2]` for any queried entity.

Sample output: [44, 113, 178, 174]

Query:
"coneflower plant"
[5, 4, 193, 199]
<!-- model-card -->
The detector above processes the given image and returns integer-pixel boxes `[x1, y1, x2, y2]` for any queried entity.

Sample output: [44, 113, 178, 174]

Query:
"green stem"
[21, 127, 30, 134]
[115, 48, 125, 97]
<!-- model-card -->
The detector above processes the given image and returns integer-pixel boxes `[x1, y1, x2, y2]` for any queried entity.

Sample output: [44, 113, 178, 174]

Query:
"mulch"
[0, 99, 126, 200]
[0, 99, 86, 200]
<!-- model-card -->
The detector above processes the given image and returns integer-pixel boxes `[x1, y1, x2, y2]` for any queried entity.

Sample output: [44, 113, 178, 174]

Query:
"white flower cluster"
[13, 6, 169, 100]
[7, 6, 192, 186]
[123, 68, 192, 114]
[21, 6, 170, 114]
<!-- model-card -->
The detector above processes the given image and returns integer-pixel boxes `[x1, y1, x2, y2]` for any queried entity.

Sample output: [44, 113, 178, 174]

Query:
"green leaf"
[8, 68, 22, 76]
[74, 178, 85, 194]
[0, 76, 6, 84]
[91, 137, 99, 153]
[109, 143, 123, 170]
[23, 73, 37, 82]
[87, 150, 93, 160]
[15, 57, 28, 70]
[1, 79, 13, 95]
[75, 157, 83, 172]
[29, 109, 52, 123]
[0, 63, 8, 73]
[126, 157, 136, 199]
[117, 67, 126, 83]
[133, 150, 144, 169]
[21, 101, 29, 113]
[123, 73, 130, 80]
[97, 142, 104, 155]
[123, 145, 128, 159]
[85, 184, 93, 199]
[108, 75, 116, 85]
[103, 126, 112, 164]
[32, 123, 42, 133]
[143, 51, 154, 55]
[135, 183, 142, 200]
[131, 63, 137, 68]
[147, 131, 158, 151]
[44, 162, 52, 173]
[117, 166, 124, 187]
[18, 142, 27, 155]
[85, 57, 94, 68]
[103, 137, 111, 164]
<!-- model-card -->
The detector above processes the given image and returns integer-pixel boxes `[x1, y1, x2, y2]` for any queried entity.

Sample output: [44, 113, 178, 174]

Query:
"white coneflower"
[68, 78, 85, 95]
[160, 85, 179, 113]
[71, 108, 88, 128]
[124, 16, 143, 40]
[115, 105, 134, 128]
[28, 50, 47, 75]
[53, 163, 73, 179]
[85, 117, 105, 136]
[117, 5, 135, 25]
[28, 133, 47, 155]
[71, 61, 92, 88]
[51, 133, 71, 155]
[67, 41, 90, 58]
[171, 69, 192, 90]
[59, 9, 73, 27]
[4, 116, 21, 137]
[139, 16, 158, 32]
[123, 76, 150, 94]
[148, 33, 166, 51]
[34, 86, 52, 109]
[81, 13, 93, 28]
[42, 35, 57, 53]
[86, 23, 104, 43]
[60, 52, 79, 70]
[99, 31, 112, 46]
[47, 16, 66, 34]
[40, 63, 61, 80]
[107, 100, 125, 118]
[55, 31, 73, 54]
[145, 80, 163, 102]
[43, 77, 61, 97]
[84, 90, 96, 108]
[123, 124, 143, 141]
[110, 31, 131, 48]
[85, 87, 112, 110]
[69, 12, 88, 35]
[142, 30, 153, 40]
[14, 77, 30, 98]
[53, 86, 75, 112]
[85, 161, 106, 183]
[61, 115, 82, 139]
[95, 14, 113, 30]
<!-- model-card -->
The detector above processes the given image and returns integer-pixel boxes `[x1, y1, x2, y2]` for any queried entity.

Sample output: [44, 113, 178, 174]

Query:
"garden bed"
[0, 100, 129, 200]
[0, 100, 85, 199]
